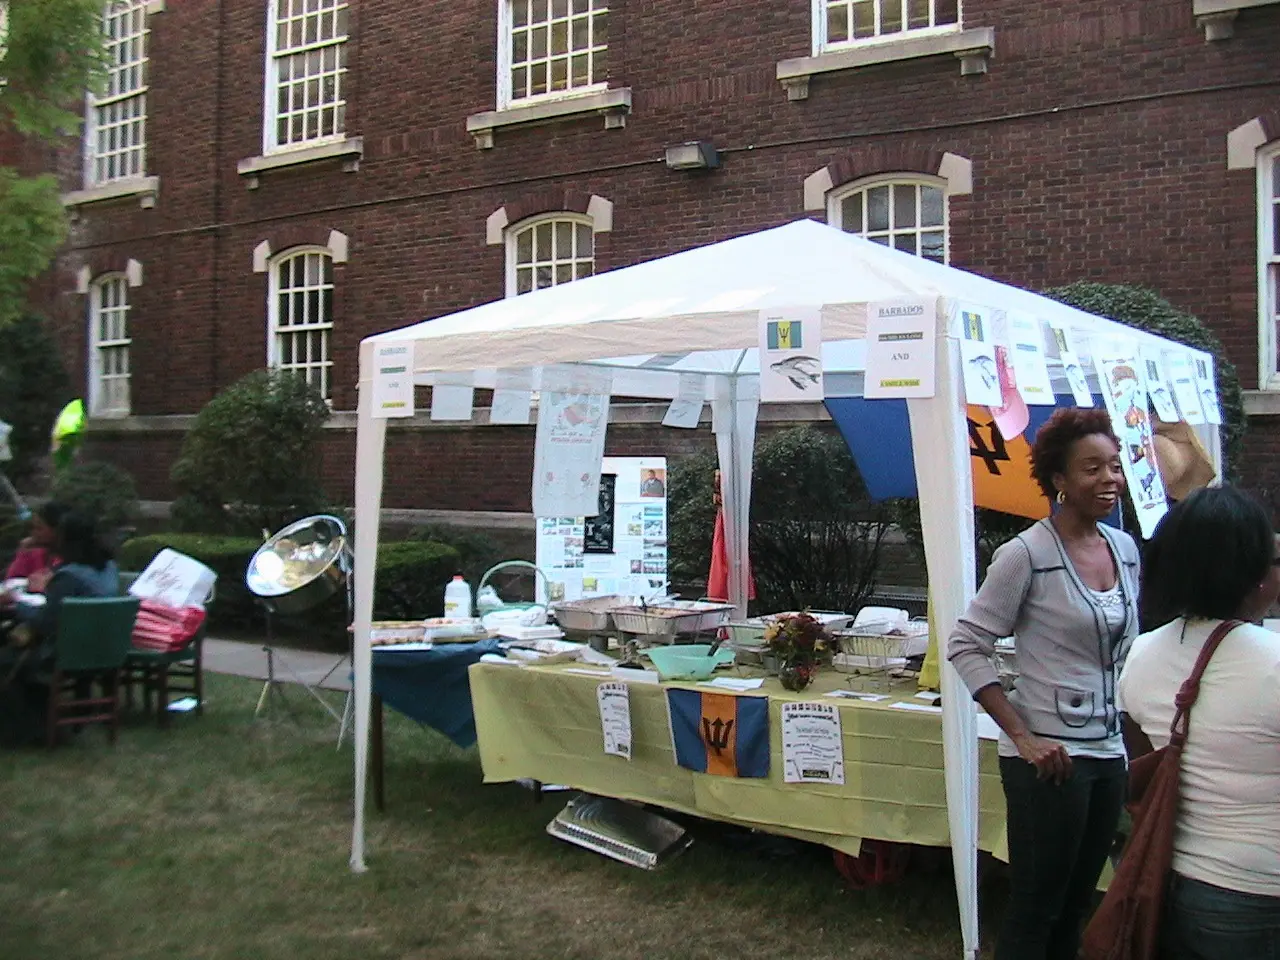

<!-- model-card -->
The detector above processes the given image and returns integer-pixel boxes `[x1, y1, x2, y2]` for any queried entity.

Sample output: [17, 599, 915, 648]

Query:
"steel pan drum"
[246, 515, 351, 615]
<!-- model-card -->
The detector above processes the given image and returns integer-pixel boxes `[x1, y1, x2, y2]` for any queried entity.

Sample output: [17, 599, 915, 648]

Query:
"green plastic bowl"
[643, 644, 736, 681]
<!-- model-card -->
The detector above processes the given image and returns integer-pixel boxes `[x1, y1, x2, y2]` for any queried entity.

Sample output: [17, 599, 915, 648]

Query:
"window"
[506, 216, 595, 296]
[819, 0, 959, 48]
[86, 1, 149, 186]
[828, 177, 947, 263]
[1262, 146, 1280, 384]
[266, 0, 349, 153]
[269, 250, 334, 400]
[501, 0, 608, 107]
[89, 275, 131, 416]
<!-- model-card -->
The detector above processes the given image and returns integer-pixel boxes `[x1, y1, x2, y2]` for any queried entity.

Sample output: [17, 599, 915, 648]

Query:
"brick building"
[13, 0, 1280, 515]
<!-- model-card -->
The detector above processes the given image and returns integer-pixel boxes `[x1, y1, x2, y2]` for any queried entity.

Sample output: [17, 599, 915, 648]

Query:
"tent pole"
[907, 328, 980, 960]
[350, 371, 388, 873]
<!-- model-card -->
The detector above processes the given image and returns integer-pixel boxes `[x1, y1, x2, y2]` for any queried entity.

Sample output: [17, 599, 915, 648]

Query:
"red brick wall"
[33, 0, 1280, 508]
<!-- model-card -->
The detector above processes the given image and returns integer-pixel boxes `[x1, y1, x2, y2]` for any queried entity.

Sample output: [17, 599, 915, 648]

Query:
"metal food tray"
[609, 600, 735, 639]
[832, 630, 914, 671]
[550, 595, 625, 633]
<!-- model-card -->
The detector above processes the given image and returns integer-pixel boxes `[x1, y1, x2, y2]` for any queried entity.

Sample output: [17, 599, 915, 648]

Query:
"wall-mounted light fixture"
[664, 141, 720, 171]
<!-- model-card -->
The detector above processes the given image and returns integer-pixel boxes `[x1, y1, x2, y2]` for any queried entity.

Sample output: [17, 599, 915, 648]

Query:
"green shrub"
[51, 460, 139, 537]
[407, 524, 504, 591]
[667, 451, 719, 587]
[371, 541, 463, 620]
[0, 313, 72, 484]
[170, 369, 331, 535]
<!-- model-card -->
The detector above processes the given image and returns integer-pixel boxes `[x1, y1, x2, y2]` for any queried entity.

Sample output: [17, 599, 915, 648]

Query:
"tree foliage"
[170, 370, 333, 535]
[0, 312, 71, 482]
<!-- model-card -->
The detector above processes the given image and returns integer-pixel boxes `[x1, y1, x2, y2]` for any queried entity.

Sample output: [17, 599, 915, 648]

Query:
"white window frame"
[827, 174, 949, 264]
[84, 1, 150, 188]
[1259, 143, 1280, 389]
[88, 274, 132, 418]
[262, 0, 350, 157]
[267, 247, 335, 401]
[504, 213, 595, 298]
[812, 0, 961, 54]
[496, 0, 609, 111]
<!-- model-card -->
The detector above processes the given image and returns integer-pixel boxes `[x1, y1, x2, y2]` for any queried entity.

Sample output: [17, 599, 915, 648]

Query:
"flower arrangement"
[762, 612, 834, 691]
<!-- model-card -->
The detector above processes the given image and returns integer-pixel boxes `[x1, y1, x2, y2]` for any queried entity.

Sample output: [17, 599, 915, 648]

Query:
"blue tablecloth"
[371, 639, 503, 748]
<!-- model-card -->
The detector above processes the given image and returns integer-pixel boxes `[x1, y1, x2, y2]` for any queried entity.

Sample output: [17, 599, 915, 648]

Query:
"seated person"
[3, 500, 68, 590]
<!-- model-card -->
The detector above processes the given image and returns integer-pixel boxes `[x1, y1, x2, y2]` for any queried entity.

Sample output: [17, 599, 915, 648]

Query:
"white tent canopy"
[349, 220, 1220, 959]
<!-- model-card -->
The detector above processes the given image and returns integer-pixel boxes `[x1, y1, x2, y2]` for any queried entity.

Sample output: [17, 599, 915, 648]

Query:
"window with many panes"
[828, 177, 947, 263]
[501, 0, 608, 107]
[266, 0, 349, 152]
[269, 250, 334, 400]
[818, 0, 958, 49]
[87, 1, 149, 186]
[1261, 146, 1280, 385]
[506, 216, 594, 296]
[89, 275, 131, 416]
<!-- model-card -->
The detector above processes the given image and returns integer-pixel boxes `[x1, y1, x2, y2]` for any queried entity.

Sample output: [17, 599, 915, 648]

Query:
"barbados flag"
[667, 689, 770, 778]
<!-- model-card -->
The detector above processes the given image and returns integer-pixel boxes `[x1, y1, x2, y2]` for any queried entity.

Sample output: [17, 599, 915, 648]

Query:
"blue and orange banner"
[667, 688, 770, 778]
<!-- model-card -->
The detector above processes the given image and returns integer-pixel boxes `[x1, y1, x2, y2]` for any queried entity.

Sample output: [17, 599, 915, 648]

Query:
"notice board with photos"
[536, 457, 668, 604]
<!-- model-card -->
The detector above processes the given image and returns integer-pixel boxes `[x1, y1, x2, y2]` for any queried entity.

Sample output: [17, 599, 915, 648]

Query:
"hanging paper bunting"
[957, 304, 1001, 407]
[1190, 352, 1222, 425]
[1007, 312, 1055, 406]
[1165, 350, 1205, 425]
[1047, 323, 1094, 408]
[1096, 348, 1168, 538]
[1140, 350, 1180, 423]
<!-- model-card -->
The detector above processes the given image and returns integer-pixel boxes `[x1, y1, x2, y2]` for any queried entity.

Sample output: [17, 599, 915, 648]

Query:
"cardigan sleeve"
[947, 536, 1033, 697]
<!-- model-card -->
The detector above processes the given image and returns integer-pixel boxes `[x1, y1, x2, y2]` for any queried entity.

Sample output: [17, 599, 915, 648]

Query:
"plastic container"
[642, 644, 736, 681]
[444, 575, 473, 618]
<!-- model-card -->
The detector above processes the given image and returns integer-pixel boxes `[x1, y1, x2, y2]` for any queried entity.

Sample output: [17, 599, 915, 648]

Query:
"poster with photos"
[536, 457, 667, 605]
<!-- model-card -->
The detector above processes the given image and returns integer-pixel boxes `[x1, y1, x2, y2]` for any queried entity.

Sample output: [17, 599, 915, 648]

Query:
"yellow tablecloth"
[470, 662, 1009, 858]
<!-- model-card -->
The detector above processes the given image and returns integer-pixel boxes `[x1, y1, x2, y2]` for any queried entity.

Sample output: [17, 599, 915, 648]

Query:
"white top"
[1119, 618, 1280, 896]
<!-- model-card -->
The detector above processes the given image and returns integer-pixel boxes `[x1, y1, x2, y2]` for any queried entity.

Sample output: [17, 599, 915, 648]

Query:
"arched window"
[89, 274, 132, 417]
[268, 248, 334, 400]
[505, 214, 595, 297]
[827, 176, 948, 264]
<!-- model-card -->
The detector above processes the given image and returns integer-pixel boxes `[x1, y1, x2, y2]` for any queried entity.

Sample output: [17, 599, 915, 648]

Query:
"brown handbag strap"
[1169, 619, 1243, 747]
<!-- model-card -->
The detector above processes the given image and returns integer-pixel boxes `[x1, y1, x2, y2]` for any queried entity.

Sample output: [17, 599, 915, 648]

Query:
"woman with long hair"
[949, 408, 1140, 960]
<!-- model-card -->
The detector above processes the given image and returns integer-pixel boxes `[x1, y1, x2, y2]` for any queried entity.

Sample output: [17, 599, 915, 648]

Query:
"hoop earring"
[1056, 490, 1066, 506]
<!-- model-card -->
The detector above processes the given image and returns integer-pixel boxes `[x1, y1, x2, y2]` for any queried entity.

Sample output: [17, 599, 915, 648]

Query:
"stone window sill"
[776, 26, 996, 100]
[466, 87, 632, 149]
[1243, 389, 1280, 416]
[1194, 0, 1280, 40]
[62, 176, 160, 211]
[237, 137, 363, 189]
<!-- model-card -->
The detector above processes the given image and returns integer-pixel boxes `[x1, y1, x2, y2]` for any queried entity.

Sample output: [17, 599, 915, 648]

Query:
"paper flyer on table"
[956, 305, 1001, 408]
[1007, 312, 1055, 405]
[662, 374, 705, 428]
[490, 369, 534, 425]
[1048, 323, 1094, 407]
[371, 341, 415, 418]
[759, 306, 823, 403]
[1191, 352, 1222, 425]
[780, 701, 845, 785]
[597, 682, 632, 760]
[1097, 347, 1167, 538]
[1165, 350, 1205, 424]
[1140, 350, 1180, 423]
[863, 298, 935, 399]
[532, 365, 612, 518]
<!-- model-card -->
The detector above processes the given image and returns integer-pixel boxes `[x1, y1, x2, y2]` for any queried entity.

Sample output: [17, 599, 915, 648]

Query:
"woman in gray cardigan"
[949, 408, 1140, 960]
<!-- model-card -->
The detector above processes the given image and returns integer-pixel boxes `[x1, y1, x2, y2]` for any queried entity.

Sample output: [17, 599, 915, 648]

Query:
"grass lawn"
[0, 674, 996, 959]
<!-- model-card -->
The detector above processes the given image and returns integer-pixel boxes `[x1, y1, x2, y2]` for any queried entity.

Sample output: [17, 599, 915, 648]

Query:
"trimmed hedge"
[118, 533, 461, 634]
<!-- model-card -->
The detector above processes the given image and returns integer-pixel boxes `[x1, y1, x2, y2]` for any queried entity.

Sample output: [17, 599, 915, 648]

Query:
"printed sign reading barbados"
[667, 689, 769, 778]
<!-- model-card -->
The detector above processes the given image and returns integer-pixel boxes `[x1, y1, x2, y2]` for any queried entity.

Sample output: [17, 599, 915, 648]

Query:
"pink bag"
[131, 598, 206, 652]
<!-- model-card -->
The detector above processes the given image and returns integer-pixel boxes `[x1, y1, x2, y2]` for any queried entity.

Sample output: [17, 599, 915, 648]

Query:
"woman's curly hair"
[1029, 408, 1120, 500]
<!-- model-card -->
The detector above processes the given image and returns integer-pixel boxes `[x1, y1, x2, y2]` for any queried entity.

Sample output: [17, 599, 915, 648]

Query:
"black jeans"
[997, 754, 1127, 960]
[1163, 874, 1280, 960]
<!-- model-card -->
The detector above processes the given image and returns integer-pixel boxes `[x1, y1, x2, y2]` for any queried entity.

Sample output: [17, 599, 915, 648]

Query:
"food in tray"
[369, 621, 428, 646]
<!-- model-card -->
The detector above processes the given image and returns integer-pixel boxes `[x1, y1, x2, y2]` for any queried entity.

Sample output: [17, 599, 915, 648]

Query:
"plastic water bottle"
[444, 575, 473, 619]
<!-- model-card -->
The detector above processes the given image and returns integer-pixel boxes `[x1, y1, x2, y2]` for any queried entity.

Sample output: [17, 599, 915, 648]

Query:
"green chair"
[45, 595, 141, 748]
[119, 572, 210, 728]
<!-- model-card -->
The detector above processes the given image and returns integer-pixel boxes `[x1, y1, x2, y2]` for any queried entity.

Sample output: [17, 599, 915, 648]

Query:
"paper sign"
[990, 341, 1030, 441]
[371, 342, 415, 418]
[1048, 324, 1094, 407]
[1141, 350, 1180, 423]
[662, 374, 705, 428]
[780, 701, 845, 785]
[430, 381, 474, 421]
[957, 305, 1001, 407]
[490, 369, 534, 425]
[597, 682, 632, 759]
[1191, 352, 1222, 425]
[1097, 348, 1167, 538]
[1165, 350, 1205, 425]
[129, 548, 217, 609]
[532, 365, 612, 518]
[863, 298, 935, 398]
[1007, 312, 1054, 405]
[759, 306, 823, 403]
